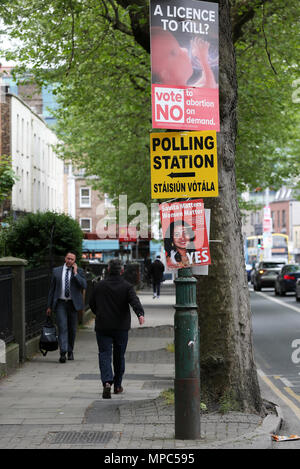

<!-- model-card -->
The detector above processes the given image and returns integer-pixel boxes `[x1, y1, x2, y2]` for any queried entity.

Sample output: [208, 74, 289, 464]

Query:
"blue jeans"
[96, 330, 128, 387]
[55, 300, 78, 354]
[153, 281, 161, 296]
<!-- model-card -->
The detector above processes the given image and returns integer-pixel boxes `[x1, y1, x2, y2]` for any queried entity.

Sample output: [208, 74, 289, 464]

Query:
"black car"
[253, 260, 286, 291]
[296, 279, 300, 302]
[275, 264, 300, 296]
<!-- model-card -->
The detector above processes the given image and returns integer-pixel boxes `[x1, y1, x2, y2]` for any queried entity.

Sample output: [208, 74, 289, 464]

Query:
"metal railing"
[0, 266, 14, 344]
[25, 267, 52, 340]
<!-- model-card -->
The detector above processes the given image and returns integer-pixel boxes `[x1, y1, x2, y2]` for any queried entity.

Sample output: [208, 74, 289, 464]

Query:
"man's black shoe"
[114, 386, 123, 394]
[59, 353, 66, 363]
[68, 352, 74, 360]
[102, 383, 111, 399]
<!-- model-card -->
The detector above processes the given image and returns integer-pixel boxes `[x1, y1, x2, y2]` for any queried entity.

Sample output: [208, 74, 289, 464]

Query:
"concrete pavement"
[0, 283, 282, 450]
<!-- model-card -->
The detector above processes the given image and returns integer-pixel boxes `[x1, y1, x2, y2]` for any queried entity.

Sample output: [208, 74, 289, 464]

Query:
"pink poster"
[150, 0, 219, 131]
[160, 199, 211, 269]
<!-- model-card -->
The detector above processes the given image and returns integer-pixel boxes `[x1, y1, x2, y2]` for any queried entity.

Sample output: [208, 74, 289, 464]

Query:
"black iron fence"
[1, 261, 140, 346]
[25, 267, 52, 340]
[25, 267, 94, 339]
[0, 266, 14, 344]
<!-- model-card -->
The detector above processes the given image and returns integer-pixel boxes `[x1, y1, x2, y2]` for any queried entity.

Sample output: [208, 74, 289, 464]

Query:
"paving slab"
[0, 286, 281, 450]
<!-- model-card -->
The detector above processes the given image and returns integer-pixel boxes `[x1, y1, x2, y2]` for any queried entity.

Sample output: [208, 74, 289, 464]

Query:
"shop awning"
[82, 239, 120, 251]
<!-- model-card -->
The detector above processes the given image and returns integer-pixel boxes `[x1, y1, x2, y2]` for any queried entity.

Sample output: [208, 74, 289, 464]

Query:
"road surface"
[251, 286, 300, 449]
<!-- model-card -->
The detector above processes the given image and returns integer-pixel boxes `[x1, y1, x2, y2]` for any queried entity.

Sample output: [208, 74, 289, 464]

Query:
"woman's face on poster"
[173, 225, 192, 249]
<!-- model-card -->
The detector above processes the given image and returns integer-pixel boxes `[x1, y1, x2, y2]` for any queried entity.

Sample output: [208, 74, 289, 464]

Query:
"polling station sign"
[160, 199, 211, 269]
[150, 130, 218, 198]
[150, 0, 219, 131]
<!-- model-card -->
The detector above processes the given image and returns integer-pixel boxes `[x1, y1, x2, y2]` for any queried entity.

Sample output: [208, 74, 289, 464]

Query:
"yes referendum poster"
[150, 0, 219, 131]
[160, 199, 211, 269]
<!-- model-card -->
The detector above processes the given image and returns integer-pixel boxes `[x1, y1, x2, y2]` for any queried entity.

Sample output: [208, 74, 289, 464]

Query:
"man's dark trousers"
[56, 299, 78, 354]
[96, 330, 128, 387]
[153, 281, 161, 297]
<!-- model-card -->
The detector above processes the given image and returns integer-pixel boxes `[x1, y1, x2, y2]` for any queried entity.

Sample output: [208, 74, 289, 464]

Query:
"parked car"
[253, 260, 286, 291]
[296, 279, 300, 302]
[275, 264, 300, 296]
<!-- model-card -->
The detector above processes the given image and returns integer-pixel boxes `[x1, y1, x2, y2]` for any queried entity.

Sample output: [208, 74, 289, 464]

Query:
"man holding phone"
[47, 251, 87, 363]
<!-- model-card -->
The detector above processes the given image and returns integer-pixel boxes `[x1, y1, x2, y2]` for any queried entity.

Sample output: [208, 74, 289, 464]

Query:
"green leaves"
[1, 0, 299, 209]
[234, 0, 300, 196]
[4, 211, 83, 267]
[0, 156, 18, 203]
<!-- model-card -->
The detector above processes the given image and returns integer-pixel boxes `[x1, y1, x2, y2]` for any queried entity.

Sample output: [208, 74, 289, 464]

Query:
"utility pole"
[174, 267, 200, 439]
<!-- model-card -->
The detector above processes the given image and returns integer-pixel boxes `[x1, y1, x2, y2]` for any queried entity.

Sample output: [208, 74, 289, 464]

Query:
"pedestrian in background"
[47, 251, 87, 363]
[150, 255, 165, 299]
[89, 258, 145, 399]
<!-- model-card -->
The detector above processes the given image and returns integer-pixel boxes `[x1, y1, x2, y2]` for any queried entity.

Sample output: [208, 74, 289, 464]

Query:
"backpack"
[39, 317, 58, 356]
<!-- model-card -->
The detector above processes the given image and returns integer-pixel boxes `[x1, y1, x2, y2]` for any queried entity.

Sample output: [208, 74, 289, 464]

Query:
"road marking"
[258, 369, 300, 421]
[255, 291, 300, 314]
[285, 387, 300, 403]
[274, 375, 294, 387]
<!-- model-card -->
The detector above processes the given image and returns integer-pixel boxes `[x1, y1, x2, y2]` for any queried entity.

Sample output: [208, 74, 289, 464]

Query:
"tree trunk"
[115, 0, 263, 414]
[196, 0, 262, 413]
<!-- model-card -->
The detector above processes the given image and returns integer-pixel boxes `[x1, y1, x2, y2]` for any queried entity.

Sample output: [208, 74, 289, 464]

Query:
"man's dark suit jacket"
[89, 274, 145, 331]
[47, 266, 87, 312]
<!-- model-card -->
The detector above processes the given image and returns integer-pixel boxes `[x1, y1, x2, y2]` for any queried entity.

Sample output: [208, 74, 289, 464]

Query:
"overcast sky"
[0, 20, 21, 66]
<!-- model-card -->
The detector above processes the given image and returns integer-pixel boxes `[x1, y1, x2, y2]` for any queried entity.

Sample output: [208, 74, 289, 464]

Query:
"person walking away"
[46, 251, 87, 363]
[89, 258, 145, 399]
[150, 255, 165, 299]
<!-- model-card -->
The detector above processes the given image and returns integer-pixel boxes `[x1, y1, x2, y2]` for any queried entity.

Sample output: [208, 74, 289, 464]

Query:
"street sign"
[263, 218, 272, 232]
[150, 130, 218, 198]
[159, 199, 211, 270]
[150, 0, 219, 131]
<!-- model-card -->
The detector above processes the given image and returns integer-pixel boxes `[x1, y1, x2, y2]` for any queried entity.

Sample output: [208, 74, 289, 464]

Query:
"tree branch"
[261, 3, 277, 75]
[98, 0, 133, 37]
[66, 2, 75, 76]
[232, 0, 272, 43]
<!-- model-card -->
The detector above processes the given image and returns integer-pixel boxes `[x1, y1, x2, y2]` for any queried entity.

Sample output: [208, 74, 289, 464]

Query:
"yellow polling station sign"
[150, 130, 218, 199]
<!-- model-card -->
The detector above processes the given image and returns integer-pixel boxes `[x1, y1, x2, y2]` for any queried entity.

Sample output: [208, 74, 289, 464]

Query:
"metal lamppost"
[174, 267, 200, 439]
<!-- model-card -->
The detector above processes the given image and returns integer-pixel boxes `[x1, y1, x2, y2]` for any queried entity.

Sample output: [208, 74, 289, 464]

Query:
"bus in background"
[245, 233, 290, 265]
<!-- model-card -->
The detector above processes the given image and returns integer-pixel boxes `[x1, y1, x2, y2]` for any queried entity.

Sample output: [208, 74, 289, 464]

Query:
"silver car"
[253, 260, 286, 291]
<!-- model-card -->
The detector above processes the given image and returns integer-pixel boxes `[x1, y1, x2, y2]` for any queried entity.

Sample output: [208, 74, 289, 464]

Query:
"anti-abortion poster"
[150, 0, 219, 131]
[159, 199, 211, 269]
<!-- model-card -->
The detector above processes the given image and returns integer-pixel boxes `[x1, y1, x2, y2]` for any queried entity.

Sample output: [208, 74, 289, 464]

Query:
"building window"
[282, 210, 286, 228]
[80, 187, 91, 207]
[76, 168, 86, 177]
[80, 218, 92, 232]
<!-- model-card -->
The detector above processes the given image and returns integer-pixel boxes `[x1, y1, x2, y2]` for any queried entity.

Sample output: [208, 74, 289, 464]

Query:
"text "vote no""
[154, 87, 185, 123]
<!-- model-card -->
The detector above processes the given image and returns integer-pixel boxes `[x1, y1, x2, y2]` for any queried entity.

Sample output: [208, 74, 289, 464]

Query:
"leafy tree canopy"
[0, 0, 299, 209]
[3, 211, 83, 267]
[0, 155, 18, 203]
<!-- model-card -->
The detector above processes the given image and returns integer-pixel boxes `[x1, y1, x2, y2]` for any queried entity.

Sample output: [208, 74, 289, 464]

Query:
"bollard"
[174, 267, 200, 439]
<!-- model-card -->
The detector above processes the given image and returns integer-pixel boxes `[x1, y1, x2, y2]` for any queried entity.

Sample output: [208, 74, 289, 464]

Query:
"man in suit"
[89, 258, 145, 399]
[47, 251, 87, 363]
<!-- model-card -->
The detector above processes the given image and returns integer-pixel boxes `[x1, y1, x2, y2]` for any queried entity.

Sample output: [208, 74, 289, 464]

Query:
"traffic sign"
[150, 130, 218, 198]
